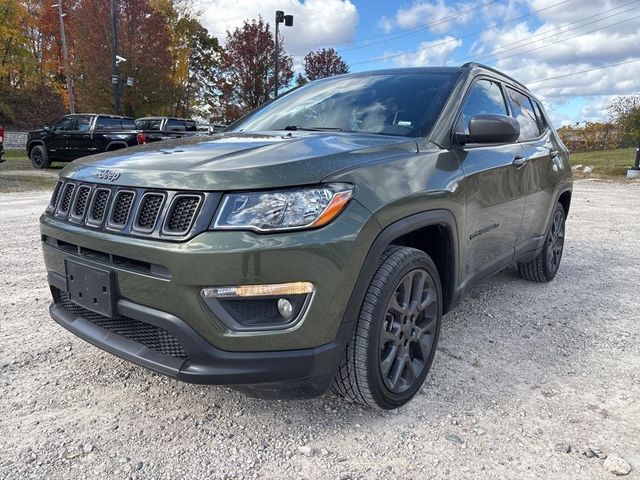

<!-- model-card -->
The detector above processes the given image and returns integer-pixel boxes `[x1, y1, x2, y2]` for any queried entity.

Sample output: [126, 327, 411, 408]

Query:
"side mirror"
[455, 114, 520, 145]
[43, 124, 51, 131]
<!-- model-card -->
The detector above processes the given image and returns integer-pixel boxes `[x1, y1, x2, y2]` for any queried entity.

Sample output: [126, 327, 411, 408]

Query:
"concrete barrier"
[3, 132, 28, 150]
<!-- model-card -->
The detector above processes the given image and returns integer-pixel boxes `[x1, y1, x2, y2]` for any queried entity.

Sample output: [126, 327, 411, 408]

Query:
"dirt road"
[1, 180, 638, 479]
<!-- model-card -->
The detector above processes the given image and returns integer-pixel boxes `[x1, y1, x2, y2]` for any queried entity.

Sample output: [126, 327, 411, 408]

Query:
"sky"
[196, 0, 640, 127]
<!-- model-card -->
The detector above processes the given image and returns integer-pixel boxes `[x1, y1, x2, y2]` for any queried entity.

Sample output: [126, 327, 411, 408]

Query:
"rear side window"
[96, 116, 135, 130]
[459, 79, 508, 134]
[184, 120, 197, 132]
[533, 100, 549, 133]
[75, 115, 92, 132]
[166, 119, 186, 132]
[505, 87, 540, 141]
[136, 119, 162, 131]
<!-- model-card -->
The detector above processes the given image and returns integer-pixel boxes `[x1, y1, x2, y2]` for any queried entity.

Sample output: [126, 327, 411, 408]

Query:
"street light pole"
[110, 0, 121, 115]
[55, 1, 75, 114]
[274, 10, 293, 98]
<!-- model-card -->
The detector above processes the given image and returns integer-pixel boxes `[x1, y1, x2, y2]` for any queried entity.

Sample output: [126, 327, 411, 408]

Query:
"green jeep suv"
[40, 63, 572, 409]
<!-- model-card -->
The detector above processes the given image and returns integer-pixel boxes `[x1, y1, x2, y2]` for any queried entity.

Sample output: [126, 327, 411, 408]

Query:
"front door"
[453, 78, 528, 287]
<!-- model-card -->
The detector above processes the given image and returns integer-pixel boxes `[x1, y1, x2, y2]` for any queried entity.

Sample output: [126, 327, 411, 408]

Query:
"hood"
[61, 131, 417, 191]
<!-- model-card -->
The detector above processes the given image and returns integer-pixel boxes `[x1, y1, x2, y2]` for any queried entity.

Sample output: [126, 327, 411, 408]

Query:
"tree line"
[557, 95, 640, 153]
[0, 0, 349, 129]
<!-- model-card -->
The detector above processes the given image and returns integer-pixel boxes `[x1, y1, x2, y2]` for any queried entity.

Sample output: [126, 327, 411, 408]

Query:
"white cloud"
[462, 0, 640, 123]
[379, 0, 474, 34]
[388, 36, 463, 67]
[197, 0, 358, 57]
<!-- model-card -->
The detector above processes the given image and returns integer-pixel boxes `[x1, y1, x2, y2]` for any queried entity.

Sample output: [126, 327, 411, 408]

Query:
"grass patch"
[3, 149, 27, 159]
[570, 147, 637, 178]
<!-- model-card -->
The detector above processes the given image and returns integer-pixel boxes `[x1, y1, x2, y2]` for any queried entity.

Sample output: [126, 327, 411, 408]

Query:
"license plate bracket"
[65, 259, 117, 318]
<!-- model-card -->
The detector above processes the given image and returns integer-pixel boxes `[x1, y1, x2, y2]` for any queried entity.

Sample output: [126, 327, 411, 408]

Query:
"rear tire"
[518, 202, 566, 282]
[30, 145, 51, 169]
[333, 246, 442, 410]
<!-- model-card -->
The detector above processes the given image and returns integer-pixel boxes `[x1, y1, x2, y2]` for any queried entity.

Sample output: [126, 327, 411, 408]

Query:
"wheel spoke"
[380, 345, 398, 376]
[388, 354, 407, 388]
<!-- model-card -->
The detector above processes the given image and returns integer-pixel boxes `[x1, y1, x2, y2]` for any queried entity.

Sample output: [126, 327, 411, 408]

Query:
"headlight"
[212, 183, 353, 232]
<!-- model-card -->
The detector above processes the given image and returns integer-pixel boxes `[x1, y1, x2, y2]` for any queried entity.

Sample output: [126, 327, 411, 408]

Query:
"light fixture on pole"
[110, 0, 121, 115]
[52, 2, 75, 114]
[274, 10, 293, 98]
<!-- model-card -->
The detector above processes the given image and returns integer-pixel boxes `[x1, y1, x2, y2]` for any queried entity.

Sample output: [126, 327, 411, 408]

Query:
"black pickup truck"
[27, 114, 139, 169]
[135, 117, 198, 144]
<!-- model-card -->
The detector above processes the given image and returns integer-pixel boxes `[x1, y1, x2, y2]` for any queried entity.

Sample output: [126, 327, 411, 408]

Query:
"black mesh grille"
[166, 196, 200, 233]
[52, 288, 188, 361]
[110, 191, 134, 227]
[73, 186, 91, 218]
[59, 183, 75, 214]
[90, 189, 110, 223]
[136, 194, 164, 230]
[50, 180, 64, 209]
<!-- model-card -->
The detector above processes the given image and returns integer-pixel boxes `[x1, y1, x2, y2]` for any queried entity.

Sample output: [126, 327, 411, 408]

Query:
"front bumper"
[48, 271, 351, 392]
[41, 199, 379, 388]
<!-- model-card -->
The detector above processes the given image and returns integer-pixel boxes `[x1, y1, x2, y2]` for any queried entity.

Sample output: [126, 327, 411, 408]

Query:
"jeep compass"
[40, 63, 572, 409]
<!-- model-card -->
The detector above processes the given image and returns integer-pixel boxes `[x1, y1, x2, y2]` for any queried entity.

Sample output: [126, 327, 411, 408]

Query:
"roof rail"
[461, 62, 530, 91]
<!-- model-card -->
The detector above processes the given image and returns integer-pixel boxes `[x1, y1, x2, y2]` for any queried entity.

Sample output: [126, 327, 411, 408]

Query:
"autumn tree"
[607, 95, 640, 143]
[0, 0, 66, 127]
[214, 17, 293, 123]
[73, 0, 174, 116]
[165, 10, 222, 117]
[302, 47, 348, 82]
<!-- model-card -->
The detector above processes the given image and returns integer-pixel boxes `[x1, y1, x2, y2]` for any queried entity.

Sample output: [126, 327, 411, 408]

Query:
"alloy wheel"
[379, 268, 438, 394]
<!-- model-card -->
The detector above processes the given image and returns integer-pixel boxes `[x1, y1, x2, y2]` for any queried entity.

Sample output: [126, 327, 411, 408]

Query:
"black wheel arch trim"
[105, 141, 129, 151]
[27, 140, 46, 154]
[340, 209, 460, 327]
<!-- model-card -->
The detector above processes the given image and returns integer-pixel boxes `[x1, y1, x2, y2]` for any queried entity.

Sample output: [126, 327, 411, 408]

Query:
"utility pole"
[55, 1, 75, 114]
[110, 0, 121, 115]
[274, 11, 293, 98]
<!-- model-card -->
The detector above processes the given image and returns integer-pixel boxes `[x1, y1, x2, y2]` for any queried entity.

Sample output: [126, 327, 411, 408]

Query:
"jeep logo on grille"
[95, 169, 121, 182]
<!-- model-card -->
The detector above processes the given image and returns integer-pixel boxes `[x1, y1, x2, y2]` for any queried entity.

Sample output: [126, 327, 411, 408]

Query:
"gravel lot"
[1, 180, 639, 480]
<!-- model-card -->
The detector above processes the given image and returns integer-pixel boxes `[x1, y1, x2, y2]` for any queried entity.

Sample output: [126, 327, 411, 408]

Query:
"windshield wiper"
[282, 125, 342, 132]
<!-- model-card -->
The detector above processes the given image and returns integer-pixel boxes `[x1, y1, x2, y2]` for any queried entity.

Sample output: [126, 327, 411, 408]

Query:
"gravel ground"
[1, 180, 639, 480]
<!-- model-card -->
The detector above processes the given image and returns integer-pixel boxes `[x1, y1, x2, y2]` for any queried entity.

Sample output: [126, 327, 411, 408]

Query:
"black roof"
[136, 116, 195, 122]
[66, 113, 134, 119]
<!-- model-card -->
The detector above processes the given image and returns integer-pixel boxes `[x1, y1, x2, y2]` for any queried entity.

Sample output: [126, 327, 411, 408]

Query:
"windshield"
[232, 71, 461, 138]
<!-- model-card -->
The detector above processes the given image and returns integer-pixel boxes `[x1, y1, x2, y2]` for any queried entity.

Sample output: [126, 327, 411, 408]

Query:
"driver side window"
[459, 80, 508, 134]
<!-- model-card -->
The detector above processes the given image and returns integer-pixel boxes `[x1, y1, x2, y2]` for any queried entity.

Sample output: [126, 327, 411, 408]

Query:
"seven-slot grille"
[47, 179, 206, 240]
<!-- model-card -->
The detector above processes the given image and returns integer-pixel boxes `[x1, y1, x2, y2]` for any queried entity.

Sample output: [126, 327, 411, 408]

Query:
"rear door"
[507, 91, 563, 252]
[453, 78, 528, 286]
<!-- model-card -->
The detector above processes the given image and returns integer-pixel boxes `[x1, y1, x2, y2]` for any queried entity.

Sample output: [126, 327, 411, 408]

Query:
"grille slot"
[135, 193, 164, 231]
[52, 288, 188, 361]
[57, 183, 76, 215]
[109, 191, 135, 228]
[88, 188, 111, 224]
[71, 185, 91, 219]
[164, 195, 201, 234]
[49, 180, 64, 210]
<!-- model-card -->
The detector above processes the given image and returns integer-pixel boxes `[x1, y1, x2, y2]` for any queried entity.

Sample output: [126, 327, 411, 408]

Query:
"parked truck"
[27, 114, 139, 169]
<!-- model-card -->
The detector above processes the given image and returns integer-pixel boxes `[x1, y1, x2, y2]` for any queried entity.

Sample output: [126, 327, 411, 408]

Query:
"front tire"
[518, 202, 566, 282]
[333, 246, 442, 409]
[30, 145, 51, 169]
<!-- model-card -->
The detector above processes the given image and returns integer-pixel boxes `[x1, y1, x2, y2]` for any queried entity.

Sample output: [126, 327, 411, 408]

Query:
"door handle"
[512, 155, 529, 168]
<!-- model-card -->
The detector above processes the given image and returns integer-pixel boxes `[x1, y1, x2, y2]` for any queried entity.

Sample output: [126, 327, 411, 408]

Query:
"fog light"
[277, 298, 294, 320]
